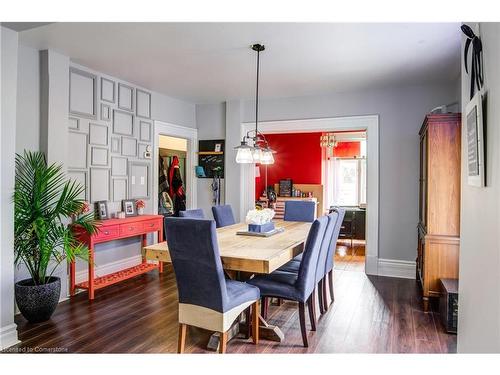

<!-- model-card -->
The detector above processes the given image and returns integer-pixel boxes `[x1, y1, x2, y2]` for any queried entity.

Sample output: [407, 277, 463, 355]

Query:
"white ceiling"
[17, 23, 461, 104]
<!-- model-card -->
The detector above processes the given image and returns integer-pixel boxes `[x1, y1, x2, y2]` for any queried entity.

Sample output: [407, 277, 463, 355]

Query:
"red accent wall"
[255, 132, 323, 199]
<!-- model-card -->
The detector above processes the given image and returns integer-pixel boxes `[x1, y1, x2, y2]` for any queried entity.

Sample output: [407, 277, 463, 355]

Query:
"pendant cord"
[255, 48, 260, 141]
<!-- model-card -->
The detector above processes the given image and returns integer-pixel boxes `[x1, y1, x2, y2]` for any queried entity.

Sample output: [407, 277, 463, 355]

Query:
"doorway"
[153, 121, 198, 217]
[241, 115, 379, 275]
[323, 131, 367, 273]
[158, 135, 187, 216]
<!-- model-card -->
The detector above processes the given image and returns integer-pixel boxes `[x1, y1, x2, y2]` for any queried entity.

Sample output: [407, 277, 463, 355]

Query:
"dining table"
[142, 219, 312, 350]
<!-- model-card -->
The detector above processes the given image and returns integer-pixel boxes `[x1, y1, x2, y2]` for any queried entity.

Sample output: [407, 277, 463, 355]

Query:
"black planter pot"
[15, 277, 61, 323]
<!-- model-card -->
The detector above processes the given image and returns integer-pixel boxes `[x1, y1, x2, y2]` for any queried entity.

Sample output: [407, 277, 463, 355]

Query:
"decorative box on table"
[248, 222, 275, 233]
[246, 208, 275, 233]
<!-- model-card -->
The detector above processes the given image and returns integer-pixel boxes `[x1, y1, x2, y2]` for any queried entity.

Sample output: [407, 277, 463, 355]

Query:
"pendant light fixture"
[235, 43, 275, 164]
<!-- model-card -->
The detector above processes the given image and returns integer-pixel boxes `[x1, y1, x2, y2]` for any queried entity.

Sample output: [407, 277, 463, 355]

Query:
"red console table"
[70, 215, 164, 300]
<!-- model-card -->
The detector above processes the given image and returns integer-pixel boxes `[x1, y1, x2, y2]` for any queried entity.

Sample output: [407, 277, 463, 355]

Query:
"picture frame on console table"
[95, 200, 109, 220]
[122, 199, 137, 217]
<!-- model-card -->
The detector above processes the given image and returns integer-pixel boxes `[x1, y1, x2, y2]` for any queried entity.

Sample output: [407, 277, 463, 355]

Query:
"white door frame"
[241, 115, 379, 275]
[153, 121, 198, 214]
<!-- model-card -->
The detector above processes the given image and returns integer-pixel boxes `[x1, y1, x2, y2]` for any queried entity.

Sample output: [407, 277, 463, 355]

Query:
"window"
[325, 139, 367, 208]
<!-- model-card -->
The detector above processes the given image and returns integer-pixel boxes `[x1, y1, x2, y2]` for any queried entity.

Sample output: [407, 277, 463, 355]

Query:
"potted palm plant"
[13, 151, 98, 323]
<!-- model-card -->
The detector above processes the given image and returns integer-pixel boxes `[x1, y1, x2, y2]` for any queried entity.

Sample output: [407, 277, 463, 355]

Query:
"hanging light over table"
[235, 43, 275, 164]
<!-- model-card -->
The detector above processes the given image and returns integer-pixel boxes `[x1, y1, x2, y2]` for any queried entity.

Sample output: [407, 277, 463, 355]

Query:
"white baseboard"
[0, 323, 20, 350]
[377, 258, 416, 279]
[74, 254, 144, 284]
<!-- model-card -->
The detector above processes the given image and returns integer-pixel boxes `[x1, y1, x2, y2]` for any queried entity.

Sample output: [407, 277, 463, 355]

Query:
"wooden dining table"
[142, 219, 312, 349]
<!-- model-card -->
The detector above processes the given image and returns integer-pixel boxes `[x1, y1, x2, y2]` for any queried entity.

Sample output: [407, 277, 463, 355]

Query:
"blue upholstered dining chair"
[164, 218, 260, 353]
[179, 208, 205, 219]
[284, 201, 316, 222]
[211, 205, 236, 228]
[322, 207, 345, 311]
[248, 216, 328, 347]
[277, 211, 339, 316]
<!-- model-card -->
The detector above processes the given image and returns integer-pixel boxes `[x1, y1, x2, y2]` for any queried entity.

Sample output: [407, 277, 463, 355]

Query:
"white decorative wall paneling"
[100, 103, 111, 121]
[88, 123, 109, 146]
[111, 136, 121, 154]
[69, 67, 97, 119]
[121, 136, 137, 157]
[68, 117, 80, 130]
[136, 89, 151, 119]
[89, 146, 109, 167]
[112, 109, 134, 136]
[68, 131, 88, 169]
[111, 177, 128, 202]
[129, 161, 150, 199]
[67, 170, 88, 200]
[118, 83, 134, 112]
[139, 120, 152, 142]
[111, 156, 128, 177]
[100, 77, 115, 103]
[89, 168, 110, 202]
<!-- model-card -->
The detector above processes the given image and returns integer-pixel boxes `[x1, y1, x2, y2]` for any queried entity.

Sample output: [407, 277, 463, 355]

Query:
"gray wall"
[10, 45, 197, 301]
[152, 91, 196, 129]
[195, 103, 226, 218]
[458, 23, 500, 353]
[16, 44, 39, 153]
[196, 82, 459, 262]
[0, 26, 19, 349]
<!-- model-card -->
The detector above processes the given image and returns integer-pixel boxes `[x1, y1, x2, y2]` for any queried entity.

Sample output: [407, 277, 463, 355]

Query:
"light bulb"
[252, 148, 262, 163]
[260, 149, 275, 165]
[236, 147, 254, 163]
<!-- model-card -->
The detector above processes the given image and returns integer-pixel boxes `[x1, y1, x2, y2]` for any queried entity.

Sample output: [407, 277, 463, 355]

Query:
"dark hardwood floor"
[8, 250, 456, 354]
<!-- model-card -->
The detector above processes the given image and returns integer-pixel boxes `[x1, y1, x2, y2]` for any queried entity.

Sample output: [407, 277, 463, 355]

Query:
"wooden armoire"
[417, 113, 461, 312]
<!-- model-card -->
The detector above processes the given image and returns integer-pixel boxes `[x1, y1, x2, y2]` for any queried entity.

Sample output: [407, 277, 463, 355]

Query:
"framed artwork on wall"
[465, 91, 486, 187]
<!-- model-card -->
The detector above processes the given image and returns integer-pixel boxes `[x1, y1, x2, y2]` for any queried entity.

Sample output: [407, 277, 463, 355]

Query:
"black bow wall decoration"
[461, 24, 484, 100]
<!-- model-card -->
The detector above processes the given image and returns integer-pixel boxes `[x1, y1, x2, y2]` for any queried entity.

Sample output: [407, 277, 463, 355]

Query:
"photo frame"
[95, 200, 109, 220]
[122, 199, 137, 217]
[465, 91, 485, 187]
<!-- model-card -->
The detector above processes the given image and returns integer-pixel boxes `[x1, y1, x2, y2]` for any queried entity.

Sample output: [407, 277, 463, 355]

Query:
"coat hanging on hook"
[461, 24, 484, 100]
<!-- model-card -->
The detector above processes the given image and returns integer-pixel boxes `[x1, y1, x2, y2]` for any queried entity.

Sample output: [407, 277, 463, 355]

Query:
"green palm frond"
[14, 151, 99, 285]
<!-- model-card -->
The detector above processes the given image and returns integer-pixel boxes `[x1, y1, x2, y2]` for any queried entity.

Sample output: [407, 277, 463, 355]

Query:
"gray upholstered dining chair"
[179, 208, 205, 219]
[248, 216, 328, 347]
[211, 204, 236, 228]
[284, 200, 316, 222]
[164, 217, 260, 353]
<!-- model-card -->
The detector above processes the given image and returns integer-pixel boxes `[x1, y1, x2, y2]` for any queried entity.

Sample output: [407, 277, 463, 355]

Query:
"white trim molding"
[153, 121, 198, 213]
[0, 323, 20, 350]
[377, 259, 416, 279]
[241, 115, 380, 275]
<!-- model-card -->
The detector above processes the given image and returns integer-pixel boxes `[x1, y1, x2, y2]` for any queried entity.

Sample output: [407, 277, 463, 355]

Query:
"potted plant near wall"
[13, 151, 98, 323]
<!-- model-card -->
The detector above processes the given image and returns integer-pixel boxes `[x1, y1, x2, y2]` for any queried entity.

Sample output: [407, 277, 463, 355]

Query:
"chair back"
[325, 207, 346, 274]
[164, 217, 229, 313]
[179, 208, 205, 219]
[211, 205, 236, 228]
[284, 201, 316, 222]
[296, 216, 328, 298]
[315, 211, 339, 283]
